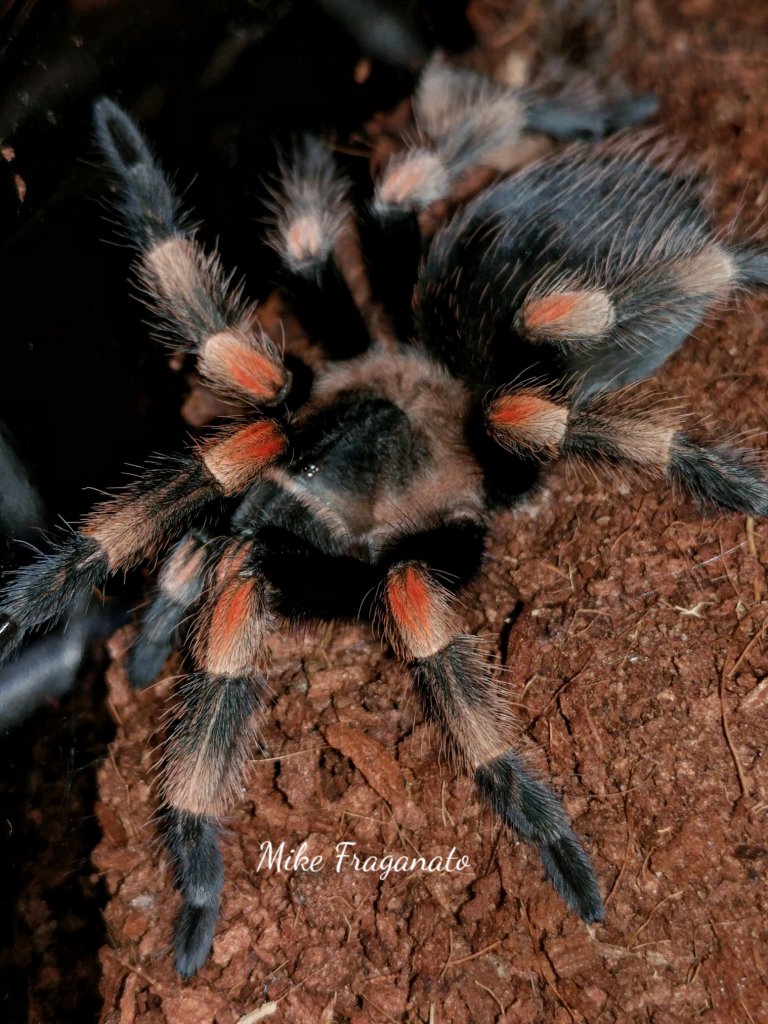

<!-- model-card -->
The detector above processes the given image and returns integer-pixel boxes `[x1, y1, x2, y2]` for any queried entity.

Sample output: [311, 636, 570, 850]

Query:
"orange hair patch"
[487, 392, 567, 456]
[377, 151, 448, 209]
[385, 563, 457, 659]
[201, 331, 287, 403]
[519, 288, 615, 342]
[203, 421, 285, 495]
[205, 578, 260, 676]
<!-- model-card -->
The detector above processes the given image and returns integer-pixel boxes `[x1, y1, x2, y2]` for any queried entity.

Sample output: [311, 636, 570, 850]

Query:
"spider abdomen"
[418, 146, 756, 397]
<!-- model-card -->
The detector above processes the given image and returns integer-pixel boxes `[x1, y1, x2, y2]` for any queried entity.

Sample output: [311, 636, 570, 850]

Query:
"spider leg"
[366, 62, 529, 338]
[487, 386, 768, 516]
[415, 57, 656, 147]
[227, 517, 597, 917]
[524, 93, 658, 140]
[93, 98, 290, 407]
[382, 559, 603, 923]
[359, 203, 422, 340]
[161, 539, 272, 975]
[269, 136, 370, 358]
[368, 73, 527, 337]
[0, 420, 284, 665]
[128, 531, 209, 688]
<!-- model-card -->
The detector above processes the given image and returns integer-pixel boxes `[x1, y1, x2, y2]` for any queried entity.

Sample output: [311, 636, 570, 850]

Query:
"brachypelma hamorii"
[0, 57, 766, 975]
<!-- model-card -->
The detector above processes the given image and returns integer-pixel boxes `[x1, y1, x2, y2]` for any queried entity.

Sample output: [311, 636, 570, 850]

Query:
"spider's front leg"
[0, 99, 301, 664]
[382, 559, 604, 923]
[94, 98, 291, 407]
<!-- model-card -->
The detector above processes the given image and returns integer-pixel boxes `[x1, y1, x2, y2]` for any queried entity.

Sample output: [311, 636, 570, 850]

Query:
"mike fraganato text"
[255, 841, 471, 881]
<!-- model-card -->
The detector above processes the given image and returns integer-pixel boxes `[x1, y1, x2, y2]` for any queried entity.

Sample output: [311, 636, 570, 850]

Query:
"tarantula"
[1, 59, 766, 977]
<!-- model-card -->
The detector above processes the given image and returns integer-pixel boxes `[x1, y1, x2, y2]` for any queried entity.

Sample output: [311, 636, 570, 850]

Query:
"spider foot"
[165, 810, 223, 977]
[475, 750, 604, 924]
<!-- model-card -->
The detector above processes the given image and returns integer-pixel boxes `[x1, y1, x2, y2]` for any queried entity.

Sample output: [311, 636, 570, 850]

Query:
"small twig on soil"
[690, 541, 747, 575]
[255, 745, 328, 763]
[341, 809, 387, 824]
[629, 889, 685, 942]
[521, 907, 579, 1023]
[441, 780, 455, 828]
[719, 537, 742, 601]
[103, 948, 159, 987]
[442, 937, 504, 969]
[719, 659, 749, 799]
[739, 995, 758, 1024]
[598, 761, 656, 799]
[107, 745, 140, 841]
[383, 801, 422, 858]
[659, 599, 712, 618]
[685, 960, 702, 986]
[438, 931, 454, 981]
[542, 561, 573, 583]
[745, 515, 763, 604]
[532, 652, 596, 721]
[235, 1003, 279, 1024]
[474, 979, 506, 1016]
[274, 956, 340, 1003]
[728, 617, 767, 680]
[480, 821, 503, 878]
[604, 760, 643, 907]
[362, 970, 399, 984]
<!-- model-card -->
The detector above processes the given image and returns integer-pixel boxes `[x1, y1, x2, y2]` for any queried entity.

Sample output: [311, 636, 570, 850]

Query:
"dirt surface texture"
[60, 2, 768, 1023]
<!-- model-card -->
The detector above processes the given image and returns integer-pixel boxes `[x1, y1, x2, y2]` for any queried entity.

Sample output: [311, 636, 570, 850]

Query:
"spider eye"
[300, 462, 320, 478]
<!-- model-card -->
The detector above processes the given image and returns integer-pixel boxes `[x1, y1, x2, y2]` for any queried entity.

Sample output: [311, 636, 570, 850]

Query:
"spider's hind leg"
[161, 538, 273, 975]
[383, 560, 603, 923]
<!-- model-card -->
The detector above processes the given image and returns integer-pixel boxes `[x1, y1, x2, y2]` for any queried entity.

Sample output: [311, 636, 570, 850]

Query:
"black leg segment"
[475, 750, 603, 923]
[164, 808, 224, 976]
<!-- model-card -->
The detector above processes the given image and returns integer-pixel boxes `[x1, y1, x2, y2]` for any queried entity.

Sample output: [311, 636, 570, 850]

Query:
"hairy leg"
[128, 532, 210, 688]
[94, 98, 290, 406]
[487, 385, 768, 516]
[381, 558, 603, 922]
[0, 421, 284, 665]
[268, 136, 370, 358]
[161, 539, 273, 974]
